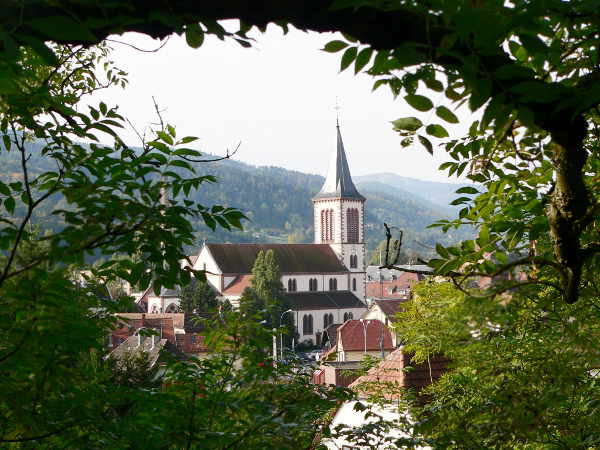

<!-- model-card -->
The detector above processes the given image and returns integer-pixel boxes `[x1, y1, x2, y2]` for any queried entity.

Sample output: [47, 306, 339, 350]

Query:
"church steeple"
[314, 125, 365, 201]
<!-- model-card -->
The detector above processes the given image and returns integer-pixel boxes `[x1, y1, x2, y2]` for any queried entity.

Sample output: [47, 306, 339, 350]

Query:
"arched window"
[346, 208, 359, 243]
[328, 209, 334, 241]
[288, 279, 297, 292]
[350, 254, 357, 268]
[320, 209, 326, 241]
[303, 314, 313, 335]
[309, 278, 318, 291]
[165, 303, 178, 313]
[329, 278, 338, 291]
[323, 312, 334, 329]
[352, 278, 357, 291]
[343, 312, 354, 322]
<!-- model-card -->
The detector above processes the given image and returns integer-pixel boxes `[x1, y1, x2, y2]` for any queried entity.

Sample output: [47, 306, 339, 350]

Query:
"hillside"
[355, 173, 472, 209]
[0, 144, 472, 259]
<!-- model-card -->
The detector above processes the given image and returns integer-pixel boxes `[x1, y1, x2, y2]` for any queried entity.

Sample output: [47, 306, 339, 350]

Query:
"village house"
[361, 299, 407, 347]
[320, 319, 394, 362]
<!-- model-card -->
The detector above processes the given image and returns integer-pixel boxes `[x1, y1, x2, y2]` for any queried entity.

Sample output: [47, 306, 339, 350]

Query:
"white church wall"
[192, 245, 223, 292]
[295, 306, 367, 345]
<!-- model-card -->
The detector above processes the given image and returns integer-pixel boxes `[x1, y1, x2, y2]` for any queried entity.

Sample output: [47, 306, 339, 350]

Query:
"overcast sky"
[96, 23, 473, 183]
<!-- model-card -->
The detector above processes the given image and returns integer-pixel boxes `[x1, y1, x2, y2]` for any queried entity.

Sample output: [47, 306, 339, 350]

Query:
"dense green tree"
[239, 250, 295, 344]
[179, 277, 219, 314]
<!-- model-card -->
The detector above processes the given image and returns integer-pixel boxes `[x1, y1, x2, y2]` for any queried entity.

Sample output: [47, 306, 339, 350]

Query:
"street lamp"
[359, 319, 371, 355]
[280, 309, 293, 360]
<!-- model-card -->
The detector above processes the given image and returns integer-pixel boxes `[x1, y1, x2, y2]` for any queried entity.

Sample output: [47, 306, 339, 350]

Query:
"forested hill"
[189, 157, 471, 257]
[0, 144, 472, 259]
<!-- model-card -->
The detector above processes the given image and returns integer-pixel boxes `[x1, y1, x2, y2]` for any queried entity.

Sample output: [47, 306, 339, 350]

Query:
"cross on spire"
[334, 97, 341, 127]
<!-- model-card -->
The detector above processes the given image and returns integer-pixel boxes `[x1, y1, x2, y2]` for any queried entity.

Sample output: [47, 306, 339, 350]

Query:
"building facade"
[140, 124, 369, 345]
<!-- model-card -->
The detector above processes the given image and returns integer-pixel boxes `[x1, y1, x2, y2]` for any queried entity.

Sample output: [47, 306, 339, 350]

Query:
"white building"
[142, 124, 369, 345]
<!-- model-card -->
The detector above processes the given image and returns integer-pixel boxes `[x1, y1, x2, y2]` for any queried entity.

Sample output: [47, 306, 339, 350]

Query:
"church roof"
[313, 125, 365, 201]
[286, 291, 366, 310]
[205, 243, 347, 274]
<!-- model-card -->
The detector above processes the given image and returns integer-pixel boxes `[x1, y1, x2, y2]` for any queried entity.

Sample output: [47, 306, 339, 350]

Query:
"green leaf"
[156, 131, 174, 145]
[426, 124, 449, 138]
[424, 78, 444, 92]
[185, 23, 205, 48]
[418, 135, 434, 155]
[4, 197, 15, 214]
[405, 94, 434, 112]
[0, 181, 10, 196]
[456, 186, 479, 194]
[354, 47, 373, 74]
[19, 36, 59, 66]
[479, 224, 490, 244]
[28, 16, 97, 42]
[436, 106, 459, 124]
[323, 40, 348, 53]
[340, 47, 358, 71]
[436, 243, 449, 258]
[391, 117, 423, 132]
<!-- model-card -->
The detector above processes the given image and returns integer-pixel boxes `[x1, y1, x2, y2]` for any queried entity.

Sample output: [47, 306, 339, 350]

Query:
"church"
[145, 124, 368, 346]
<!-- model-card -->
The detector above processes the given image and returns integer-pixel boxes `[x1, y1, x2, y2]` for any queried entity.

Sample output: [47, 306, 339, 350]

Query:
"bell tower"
[313, 124, 366, 300]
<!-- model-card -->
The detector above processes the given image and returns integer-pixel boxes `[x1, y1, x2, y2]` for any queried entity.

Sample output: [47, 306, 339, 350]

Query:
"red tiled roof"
[222, 274, 253, 295]
[112, 315, 177, 345]
[206, 243, 347, 274]
[366, 273, 419, 299]
[349, 349, 450, 397]
[338, 320, 394, 352]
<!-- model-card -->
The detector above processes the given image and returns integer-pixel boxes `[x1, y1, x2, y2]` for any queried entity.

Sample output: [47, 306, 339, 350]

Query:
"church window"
[350, 254, 357, 268]
[303, 314, 313, 335]
[352, 278, 357, 291]
[346, 208, 359, 243]
[323, 312, 334, 329]
[343, 312, 353, 321]
[321, 210, 326, 241]
[329, 278, 338, 291]
[288, 279, 297, 292]
[309, 278, 318, 291]
[328, 209, 334, 241]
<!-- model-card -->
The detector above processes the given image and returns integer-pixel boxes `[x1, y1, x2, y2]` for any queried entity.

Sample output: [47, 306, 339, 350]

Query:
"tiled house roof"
[349, 349, 450, 397]
[205, 243, 347, 274]
[366, 271, 422, 299]
[222, 274, 253, 295]
[338, 319, 394, 352]
[286, 291, 366, 310]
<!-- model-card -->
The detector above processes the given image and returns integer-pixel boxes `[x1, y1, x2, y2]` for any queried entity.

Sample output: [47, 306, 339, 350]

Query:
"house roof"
[286, 291, 366, 310]
[372, 299, 408, 322]
[313, 125, 365, 201]
[337, 319, 394, 352]
[222, 274, 253, 295]
[349, 349, 450, 396]
[206, 243, 347, 274]
[175, 333, 210, 353]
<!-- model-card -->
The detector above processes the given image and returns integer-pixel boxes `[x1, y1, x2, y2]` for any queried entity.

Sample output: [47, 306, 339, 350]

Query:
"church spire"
[314, 124, 365, 200]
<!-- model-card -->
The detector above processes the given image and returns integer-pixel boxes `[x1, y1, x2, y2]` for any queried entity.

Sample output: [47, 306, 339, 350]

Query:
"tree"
[239, 250, 295, 343]
[179, 277, 219, 314]
[388, 279, 600, 448]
